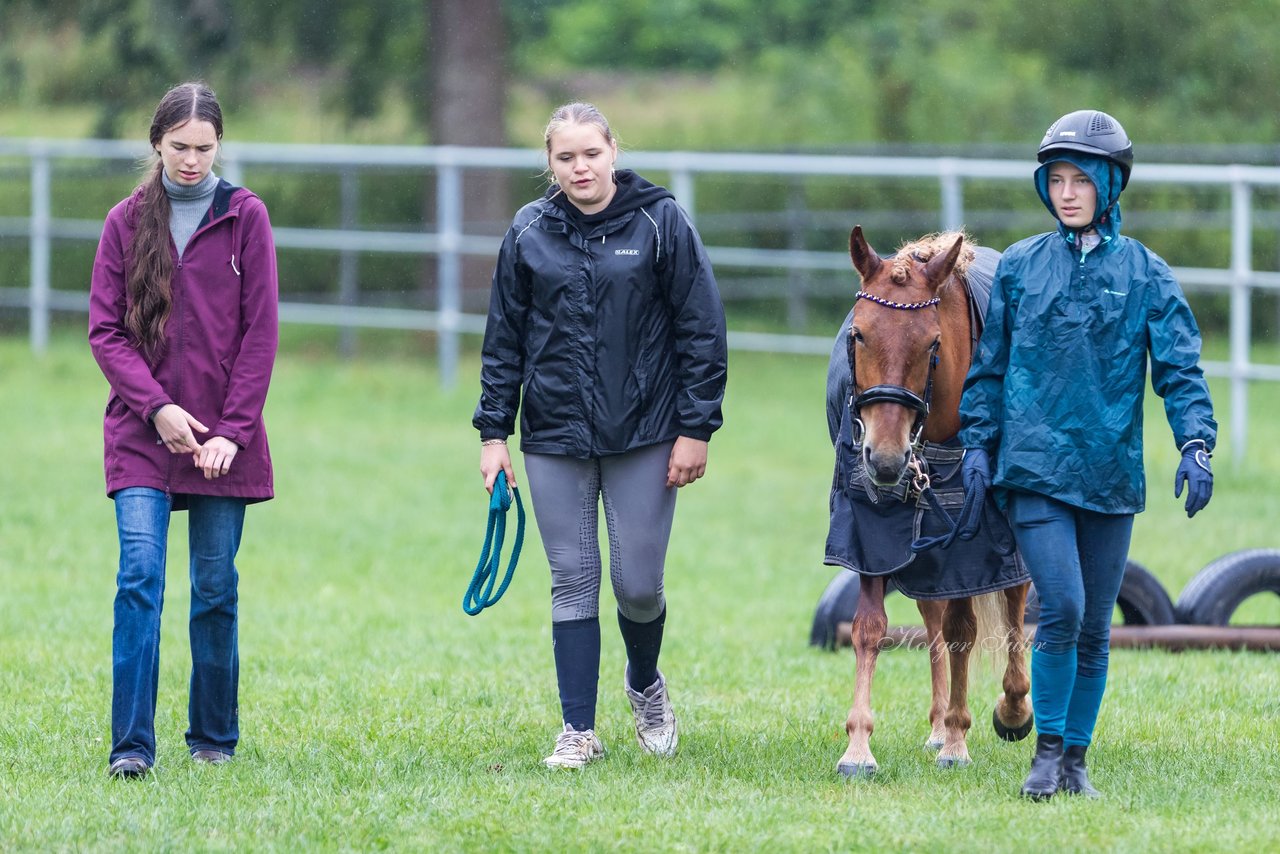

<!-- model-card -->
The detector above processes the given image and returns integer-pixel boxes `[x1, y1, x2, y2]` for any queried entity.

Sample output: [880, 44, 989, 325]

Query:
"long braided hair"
[127, 81, 223, 360]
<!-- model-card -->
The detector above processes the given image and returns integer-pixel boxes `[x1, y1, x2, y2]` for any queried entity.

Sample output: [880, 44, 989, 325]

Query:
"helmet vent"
[1088, 113, 1116, 135]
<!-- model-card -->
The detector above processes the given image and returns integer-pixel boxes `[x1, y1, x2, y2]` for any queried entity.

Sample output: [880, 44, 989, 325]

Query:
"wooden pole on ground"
[835, 623, 1280, 652]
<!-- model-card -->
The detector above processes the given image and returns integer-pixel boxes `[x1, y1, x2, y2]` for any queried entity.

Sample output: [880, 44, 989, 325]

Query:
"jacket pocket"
[521, 372, 554, 435]
[632, 366, 661, 440]
[103, 394, 124, 475]
[1093, 287, 1138, 340]
[219, 357, 233, 398]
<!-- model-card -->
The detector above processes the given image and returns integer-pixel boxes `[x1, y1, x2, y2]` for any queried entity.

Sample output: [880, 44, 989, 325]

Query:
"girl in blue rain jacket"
[959, 110, 1216, 800]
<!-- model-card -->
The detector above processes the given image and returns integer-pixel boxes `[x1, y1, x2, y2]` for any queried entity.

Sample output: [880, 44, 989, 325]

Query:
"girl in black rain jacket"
[474, 103, 726, 770]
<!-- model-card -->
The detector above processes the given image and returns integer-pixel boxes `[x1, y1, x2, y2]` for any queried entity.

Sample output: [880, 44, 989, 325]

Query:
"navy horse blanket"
[823, 246, 1029, 600]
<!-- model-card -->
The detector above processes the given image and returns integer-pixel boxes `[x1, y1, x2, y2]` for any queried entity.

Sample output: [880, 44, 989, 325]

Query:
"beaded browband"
[855, 291, 941, 310]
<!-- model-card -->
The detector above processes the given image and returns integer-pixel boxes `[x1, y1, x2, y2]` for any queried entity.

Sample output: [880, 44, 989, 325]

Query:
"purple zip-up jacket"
[89, 179, 279, 507]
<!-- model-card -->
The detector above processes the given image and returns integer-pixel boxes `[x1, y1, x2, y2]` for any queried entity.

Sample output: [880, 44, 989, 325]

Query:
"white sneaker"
[625, 668, 678, 757]
[543, 724, 605, 769]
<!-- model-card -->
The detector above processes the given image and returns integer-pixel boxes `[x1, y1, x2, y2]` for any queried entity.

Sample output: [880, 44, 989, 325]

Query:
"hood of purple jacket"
[89, 179, 279, 506]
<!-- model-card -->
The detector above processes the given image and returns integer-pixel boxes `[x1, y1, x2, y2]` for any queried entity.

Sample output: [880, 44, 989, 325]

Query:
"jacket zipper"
[1075, 237, 1091, 289]
[161, 194, 240, 496]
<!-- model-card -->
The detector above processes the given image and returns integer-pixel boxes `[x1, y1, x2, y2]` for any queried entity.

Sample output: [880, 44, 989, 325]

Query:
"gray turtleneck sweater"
[162, 170, 219, 258]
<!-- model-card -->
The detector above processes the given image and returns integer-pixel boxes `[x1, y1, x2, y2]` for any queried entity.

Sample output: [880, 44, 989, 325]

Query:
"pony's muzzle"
[863, 443, 911, 488]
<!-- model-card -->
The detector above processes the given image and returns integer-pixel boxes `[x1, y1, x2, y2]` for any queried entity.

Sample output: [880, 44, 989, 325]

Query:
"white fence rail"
[2, 138, 1278, 461]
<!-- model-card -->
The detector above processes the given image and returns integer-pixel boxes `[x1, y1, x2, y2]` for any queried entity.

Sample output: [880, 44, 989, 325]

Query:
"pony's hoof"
[924, 738, 944, 752]
[936, 755, 972, 770]
[837, 761, 878, 779]
[993, 706, 1034, 742]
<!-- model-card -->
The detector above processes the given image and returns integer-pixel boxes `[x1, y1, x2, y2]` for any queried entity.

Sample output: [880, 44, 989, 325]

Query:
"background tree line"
[2, 0, 1278, 152]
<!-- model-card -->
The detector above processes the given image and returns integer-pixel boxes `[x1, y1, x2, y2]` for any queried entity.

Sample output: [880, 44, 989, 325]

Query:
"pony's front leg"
[993, 581, 1034, 742]
[839, 573, 888, 778]
[916, 598, 949, 750]
[938, 597, 976, 768]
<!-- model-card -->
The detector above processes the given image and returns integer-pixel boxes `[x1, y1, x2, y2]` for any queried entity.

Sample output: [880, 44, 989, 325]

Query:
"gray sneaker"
[543, 724, 605, 769]
[624, 668, 678, 757]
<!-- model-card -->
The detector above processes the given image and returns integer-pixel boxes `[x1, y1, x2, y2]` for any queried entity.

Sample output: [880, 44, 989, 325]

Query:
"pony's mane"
[887, 231, 978, 285]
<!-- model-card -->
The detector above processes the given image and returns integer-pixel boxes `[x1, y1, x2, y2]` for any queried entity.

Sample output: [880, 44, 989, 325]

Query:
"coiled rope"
[463, 470, 525, 615]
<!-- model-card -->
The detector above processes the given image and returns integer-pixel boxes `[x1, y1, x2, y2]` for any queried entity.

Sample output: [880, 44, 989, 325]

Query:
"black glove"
[1174, 439, 1213, 518]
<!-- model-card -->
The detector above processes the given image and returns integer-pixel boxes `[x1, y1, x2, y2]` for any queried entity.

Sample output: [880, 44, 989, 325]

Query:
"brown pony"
[834, 226, 1033, 777]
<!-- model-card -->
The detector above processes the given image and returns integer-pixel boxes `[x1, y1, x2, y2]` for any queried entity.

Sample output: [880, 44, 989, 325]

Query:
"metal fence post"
[939, 159, 964, 232]
[30, 148, 51, 354]
[1229, 174, 1252, 465]
[786, 178, 808, 331]
[672, 166, 695, 224]
[221, 155, 244, 188]
[338, 168, 360, 357]
[437, 152, 462, 389]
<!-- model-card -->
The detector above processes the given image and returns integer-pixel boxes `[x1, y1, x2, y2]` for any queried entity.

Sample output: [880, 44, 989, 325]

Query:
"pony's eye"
[852, 330, 865, 344]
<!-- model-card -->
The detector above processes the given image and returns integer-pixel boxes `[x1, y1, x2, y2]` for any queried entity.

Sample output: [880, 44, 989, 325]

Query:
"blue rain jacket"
[959, 154, 1217, 513]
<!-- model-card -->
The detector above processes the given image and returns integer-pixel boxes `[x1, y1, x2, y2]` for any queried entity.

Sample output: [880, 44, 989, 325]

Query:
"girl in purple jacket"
[89, 82, 279, 779]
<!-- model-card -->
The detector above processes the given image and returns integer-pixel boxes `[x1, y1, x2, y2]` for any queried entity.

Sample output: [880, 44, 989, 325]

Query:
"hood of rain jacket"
[89, 179, 279, 506]
[1035, 151, 1125, 246]
[958, 219, 1216, 512]
[473, 169, 727, 458]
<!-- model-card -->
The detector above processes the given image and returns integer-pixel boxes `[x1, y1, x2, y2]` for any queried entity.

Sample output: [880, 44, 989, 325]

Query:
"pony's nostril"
[864, 446, 908, 487]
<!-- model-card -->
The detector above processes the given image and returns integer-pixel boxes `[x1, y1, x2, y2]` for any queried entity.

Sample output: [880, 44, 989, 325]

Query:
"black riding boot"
[1059, 744, 1101, 797]
[1020, 733, 1064, 800]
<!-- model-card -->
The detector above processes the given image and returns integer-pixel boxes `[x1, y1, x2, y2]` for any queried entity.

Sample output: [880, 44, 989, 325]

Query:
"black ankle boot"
[1020, 734, 1064, 800]
[1059, 744, 1100, 797]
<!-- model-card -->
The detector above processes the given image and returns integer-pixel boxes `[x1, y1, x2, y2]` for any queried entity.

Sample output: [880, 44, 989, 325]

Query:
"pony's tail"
[972, 590, 1013, 666]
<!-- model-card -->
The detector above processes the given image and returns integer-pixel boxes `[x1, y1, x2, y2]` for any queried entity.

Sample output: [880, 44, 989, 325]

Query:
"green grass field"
[2, 333, 1279, 852]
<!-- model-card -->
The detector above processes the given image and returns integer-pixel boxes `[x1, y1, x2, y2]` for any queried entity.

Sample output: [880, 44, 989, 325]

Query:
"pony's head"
[847, 226, 966, 487]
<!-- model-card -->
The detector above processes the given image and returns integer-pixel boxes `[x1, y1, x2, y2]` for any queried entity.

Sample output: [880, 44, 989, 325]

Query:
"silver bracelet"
[481, 438, 507, 446]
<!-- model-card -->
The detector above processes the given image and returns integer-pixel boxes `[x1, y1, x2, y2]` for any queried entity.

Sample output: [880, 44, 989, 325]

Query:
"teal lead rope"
[463, 470, 525, 615]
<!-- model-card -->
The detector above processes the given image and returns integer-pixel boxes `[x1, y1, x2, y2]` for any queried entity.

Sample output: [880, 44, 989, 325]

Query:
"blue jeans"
[1008, 491, 1133, 745]
[111, 487, 246, 766]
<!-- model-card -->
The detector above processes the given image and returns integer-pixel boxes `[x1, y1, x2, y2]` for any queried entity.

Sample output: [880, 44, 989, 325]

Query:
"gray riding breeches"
[523, 441, 677, 623]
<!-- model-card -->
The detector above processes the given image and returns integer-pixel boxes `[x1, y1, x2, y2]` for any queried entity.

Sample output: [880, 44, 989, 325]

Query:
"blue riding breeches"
[1007, 490, 1133, 746]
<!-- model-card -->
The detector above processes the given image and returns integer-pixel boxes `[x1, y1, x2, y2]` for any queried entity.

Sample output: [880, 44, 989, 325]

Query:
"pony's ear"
[849, 225, 882, 282]
[922, 234, 965, 291]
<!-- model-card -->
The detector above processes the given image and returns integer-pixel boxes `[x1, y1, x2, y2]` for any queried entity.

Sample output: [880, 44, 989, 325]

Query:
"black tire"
[1023, 560, 1174, 626]
[810, 569, 861, 650]
[1175, 548, 1280, 626]
[1116, 560, 1177, 626]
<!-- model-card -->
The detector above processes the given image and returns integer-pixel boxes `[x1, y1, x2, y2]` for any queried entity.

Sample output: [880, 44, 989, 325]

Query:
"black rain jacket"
[473, 170, 727, 458]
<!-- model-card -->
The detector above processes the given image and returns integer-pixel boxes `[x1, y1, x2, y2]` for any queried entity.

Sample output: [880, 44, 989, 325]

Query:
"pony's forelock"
[890, 231, 977, 286]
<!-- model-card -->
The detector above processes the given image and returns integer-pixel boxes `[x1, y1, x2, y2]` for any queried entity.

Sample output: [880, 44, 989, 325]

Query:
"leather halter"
[847, 289, 941, 449]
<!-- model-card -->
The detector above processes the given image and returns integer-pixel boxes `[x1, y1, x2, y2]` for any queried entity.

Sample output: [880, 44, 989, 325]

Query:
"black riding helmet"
[1038, 110, 1133, 190]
